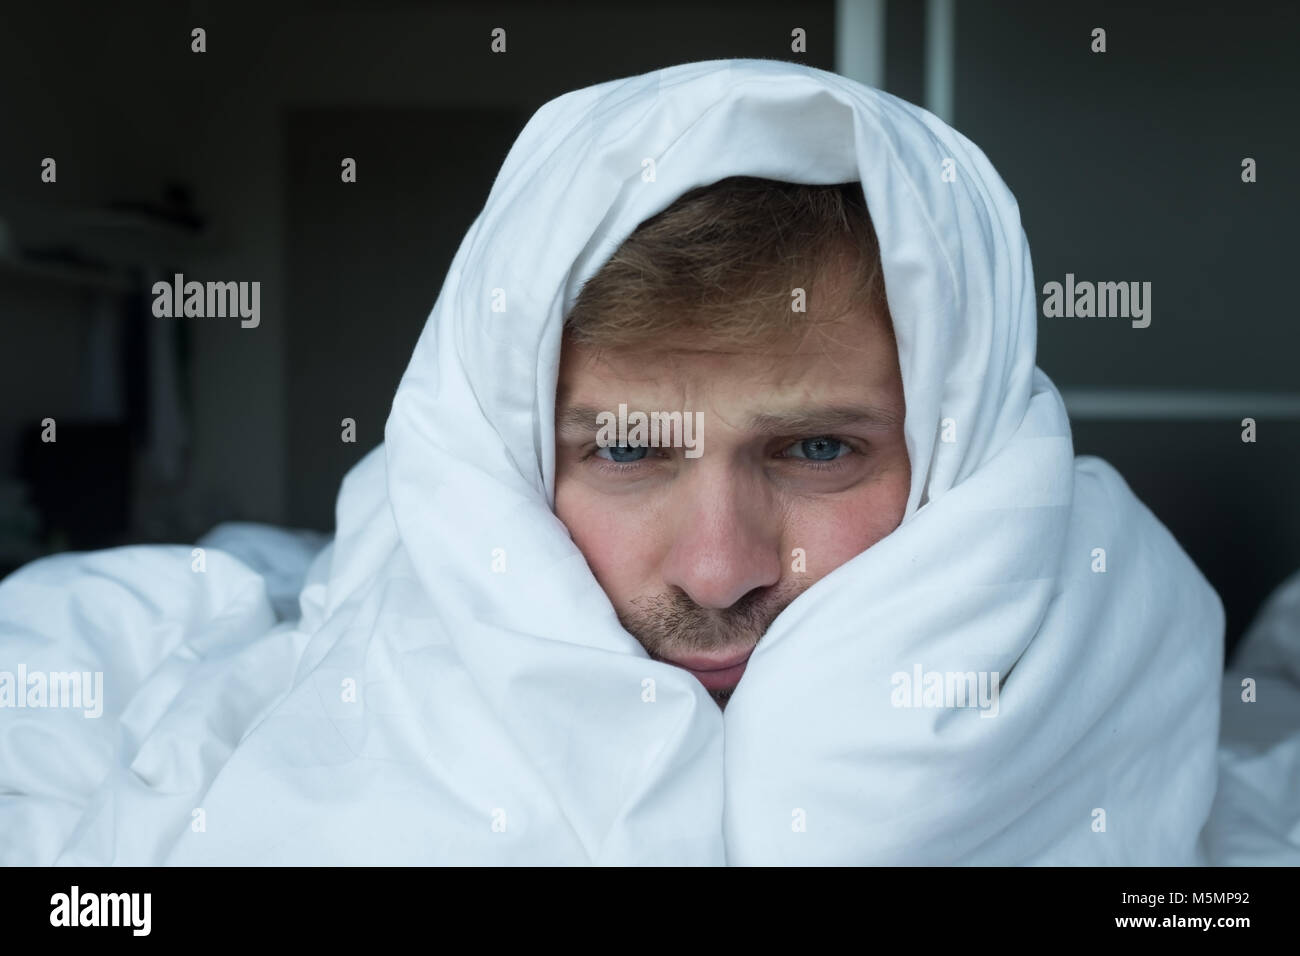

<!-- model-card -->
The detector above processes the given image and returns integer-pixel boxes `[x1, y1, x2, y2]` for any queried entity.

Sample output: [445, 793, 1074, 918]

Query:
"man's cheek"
[561, 500, 654, 589]
[787, 497, 901, 579]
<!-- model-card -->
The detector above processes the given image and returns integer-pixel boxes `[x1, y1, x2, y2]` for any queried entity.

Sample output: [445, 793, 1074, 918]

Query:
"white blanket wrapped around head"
[5, 58, 1227, 865]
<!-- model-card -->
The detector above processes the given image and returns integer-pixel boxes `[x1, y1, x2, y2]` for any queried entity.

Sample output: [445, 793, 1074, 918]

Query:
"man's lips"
[662, 649, 753, 691]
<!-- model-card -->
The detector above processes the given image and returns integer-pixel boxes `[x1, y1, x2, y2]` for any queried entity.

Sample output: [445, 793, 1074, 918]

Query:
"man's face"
[554, 305, 910, 709]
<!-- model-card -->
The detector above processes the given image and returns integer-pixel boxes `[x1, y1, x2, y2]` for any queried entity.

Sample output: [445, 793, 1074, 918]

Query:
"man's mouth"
[662, 649, 753, 691]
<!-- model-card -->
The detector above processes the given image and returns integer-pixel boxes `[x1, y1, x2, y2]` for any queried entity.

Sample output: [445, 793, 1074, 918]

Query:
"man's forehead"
[557, 316, 899, 407]
[565, 310, 891, 369]
[556, 354, 904, 444]
[555, 399, 903, 437]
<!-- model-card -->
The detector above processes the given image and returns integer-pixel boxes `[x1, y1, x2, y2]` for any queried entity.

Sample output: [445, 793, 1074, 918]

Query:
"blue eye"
[785, 437, 848, 461]
[596, 445, 649, 463]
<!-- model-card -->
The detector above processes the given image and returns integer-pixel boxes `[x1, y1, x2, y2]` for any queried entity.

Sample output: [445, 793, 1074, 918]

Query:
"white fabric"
[1202, 569, 1300, 864]
[0, 57, 1283, 864]
[195, 522, 331, 622]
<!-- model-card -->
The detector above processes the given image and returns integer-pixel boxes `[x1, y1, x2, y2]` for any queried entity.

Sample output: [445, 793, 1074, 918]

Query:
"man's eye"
[595, 444, 649, 463]
[782, 437, 851, 461]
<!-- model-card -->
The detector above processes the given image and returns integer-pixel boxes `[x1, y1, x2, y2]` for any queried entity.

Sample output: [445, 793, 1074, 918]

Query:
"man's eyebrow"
[555, 403, 902, 435]
[555, 405, 609, 436]
[745, 404, 903, 434]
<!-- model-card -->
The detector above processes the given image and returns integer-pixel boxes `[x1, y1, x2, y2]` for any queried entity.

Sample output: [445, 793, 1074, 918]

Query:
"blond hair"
[564, 176, 891, 351]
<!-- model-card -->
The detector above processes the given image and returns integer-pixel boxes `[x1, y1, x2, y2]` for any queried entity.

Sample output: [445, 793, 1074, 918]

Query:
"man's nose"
[659, 469, 783, 610]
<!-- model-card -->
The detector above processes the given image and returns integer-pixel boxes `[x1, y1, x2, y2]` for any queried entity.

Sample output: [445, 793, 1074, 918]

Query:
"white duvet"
[3, 58, 1298, 865]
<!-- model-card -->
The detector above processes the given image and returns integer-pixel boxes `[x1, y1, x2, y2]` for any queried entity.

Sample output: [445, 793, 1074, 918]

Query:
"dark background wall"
[284, 107, 527, 526]
[1, 0, 1295, 657]
[949, 0, 1300, 650]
